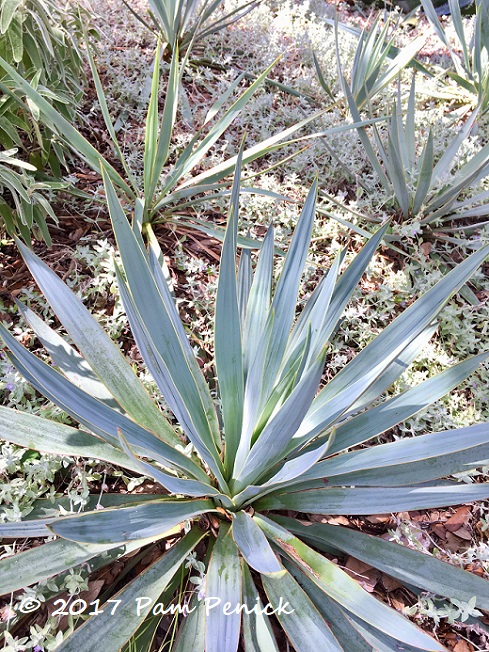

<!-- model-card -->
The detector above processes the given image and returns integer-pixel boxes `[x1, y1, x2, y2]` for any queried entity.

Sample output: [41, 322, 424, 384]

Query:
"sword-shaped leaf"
[283, 520, 489, 609]
[241, 562, 280, 652]
[231, 511, 281, 573]
[205, 523, 241, 652]
[256, 483, 489, 515]
[257, 515, 445, 651]
[55, 529, 205, 652]
[15, 238, 178, 442]
[104, 173, 222, 463]
[261, 568, 343, 652]
[215, 148, 244, 473]
[0, 325, 206, 481]
[48, 499, 214, 544]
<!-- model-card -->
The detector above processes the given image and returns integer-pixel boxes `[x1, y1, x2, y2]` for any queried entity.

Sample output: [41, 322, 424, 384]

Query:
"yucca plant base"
[1, 170, 489, 651]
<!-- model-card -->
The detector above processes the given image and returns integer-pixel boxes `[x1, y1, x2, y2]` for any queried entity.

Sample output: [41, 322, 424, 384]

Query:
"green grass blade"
[172, 593, 205, 651]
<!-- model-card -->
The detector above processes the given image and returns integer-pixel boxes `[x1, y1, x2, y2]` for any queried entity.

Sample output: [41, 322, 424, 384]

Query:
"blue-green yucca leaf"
[205, 523, 241, 652]
[0, 537, 122, 595]
[0, 495, 162, 538]
[233, 439, 334, 507]
[286, 562, 431, 652]
[294, 342, 480, 455]
[15, 300, 121, 410]
[326, 351, 489, 456]
[55, 528, 205, 652]
[299, 243, 489, 443]
[256, 483, 489, 515]
[114, 263, 227, 490]
[240, 561, 280, 652]
[277, 516, 489, 609]
[144, 40, 180, 209]
[313, 221, 389, 349]
[0, 406, 141, 474]
[285, 253, 341, 365]
[171, 593, 205, 651]
[215, 146, 244, 475]
[256, 515, 446, 651]
[13, 238, 178, 441]
[258, 181, 318, 404]
[103, 173, 225, 475]
[0, 324, 206, 481]
[261, 568, 344, 652]
[0, 516, 164, 596]
[231, 511, 281, 573]
[412, 128, 434, 216]
[117, 428, 227, 499]
[48, 499, 214, 544]
[233, 347, 327, 492]
[286, 339, 422, 453]
[295, 422, 489, 489]
[343, 323, 438, 416]
[237, 242, 252, 330]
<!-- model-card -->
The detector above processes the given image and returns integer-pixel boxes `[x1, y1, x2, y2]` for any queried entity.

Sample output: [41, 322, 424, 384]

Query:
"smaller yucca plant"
[315, 11, 426, 109]
[0, 38, 340, 248]
[421, 0, 489, 115]
[1, 160, 489, 651]
[334, 74, 489, 234]
[136, 0, 259, 55]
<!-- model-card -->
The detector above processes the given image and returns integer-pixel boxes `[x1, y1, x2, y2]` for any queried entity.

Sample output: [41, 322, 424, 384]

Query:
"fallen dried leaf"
[382, 574, 402, 592]
[365, 514, 391, 524]
[445, 506, 471, 532]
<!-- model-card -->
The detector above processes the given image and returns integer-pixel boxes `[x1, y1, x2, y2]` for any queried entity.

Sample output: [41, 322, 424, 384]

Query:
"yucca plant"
[1, 162, 489, 651]
[333, 73, 489, 235]
[0, 36, 356, 250]
[314, 12, 426, 109]
[128, 0, 260, 55]
[420, 0, 489, 114]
